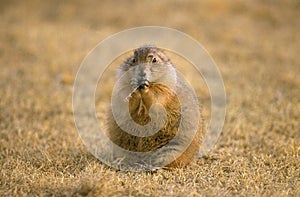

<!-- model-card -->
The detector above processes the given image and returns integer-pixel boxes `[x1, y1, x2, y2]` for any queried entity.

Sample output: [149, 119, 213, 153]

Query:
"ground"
[0, 0, 299, 196]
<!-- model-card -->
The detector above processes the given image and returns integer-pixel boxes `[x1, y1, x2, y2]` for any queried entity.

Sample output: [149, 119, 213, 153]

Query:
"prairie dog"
[107, 45, 203, 168]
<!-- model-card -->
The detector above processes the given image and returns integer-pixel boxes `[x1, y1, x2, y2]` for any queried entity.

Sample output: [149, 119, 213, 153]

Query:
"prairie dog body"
[107, 46, 203, 168]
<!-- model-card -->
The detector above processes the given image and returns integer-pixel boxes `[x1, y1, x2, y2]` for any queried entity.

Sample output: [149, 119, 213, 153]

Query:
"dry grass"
[1, 0, 299, 196]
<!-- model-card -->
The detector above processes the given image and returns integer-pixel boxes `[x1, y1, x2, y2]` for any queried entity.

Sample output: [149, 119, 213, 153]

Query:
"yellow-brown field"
[0, 0, 299, 196]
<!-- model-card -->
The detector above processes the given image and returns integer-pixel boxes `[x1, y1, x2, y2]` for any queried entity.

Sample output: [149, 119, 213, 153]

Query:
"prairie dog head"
[117, 45, 177, 94]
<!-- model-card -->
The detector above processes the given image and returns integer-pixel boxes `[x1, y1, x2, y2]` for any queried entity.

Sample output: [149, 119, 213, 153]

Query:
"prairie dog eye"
[132, 58, 136, 63]
[152, 57, 157, 63]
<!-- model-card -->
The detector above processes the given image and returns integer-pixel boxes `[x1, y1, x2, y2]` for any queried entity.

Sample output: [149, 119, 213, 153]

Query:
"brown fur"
[106, 46, 203, 168]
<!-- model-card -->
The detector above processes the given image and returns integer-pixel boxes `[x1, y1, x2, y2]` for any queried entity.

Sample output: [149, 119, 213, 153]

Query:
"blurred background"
[1, 0, 299, 195]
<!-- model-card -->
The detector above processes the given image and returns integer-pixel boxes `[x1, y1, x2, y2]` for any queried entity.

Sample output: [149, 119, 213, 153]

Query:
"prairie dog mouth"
[137, 80, 149, 89]
[124, 80, 151, 102]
